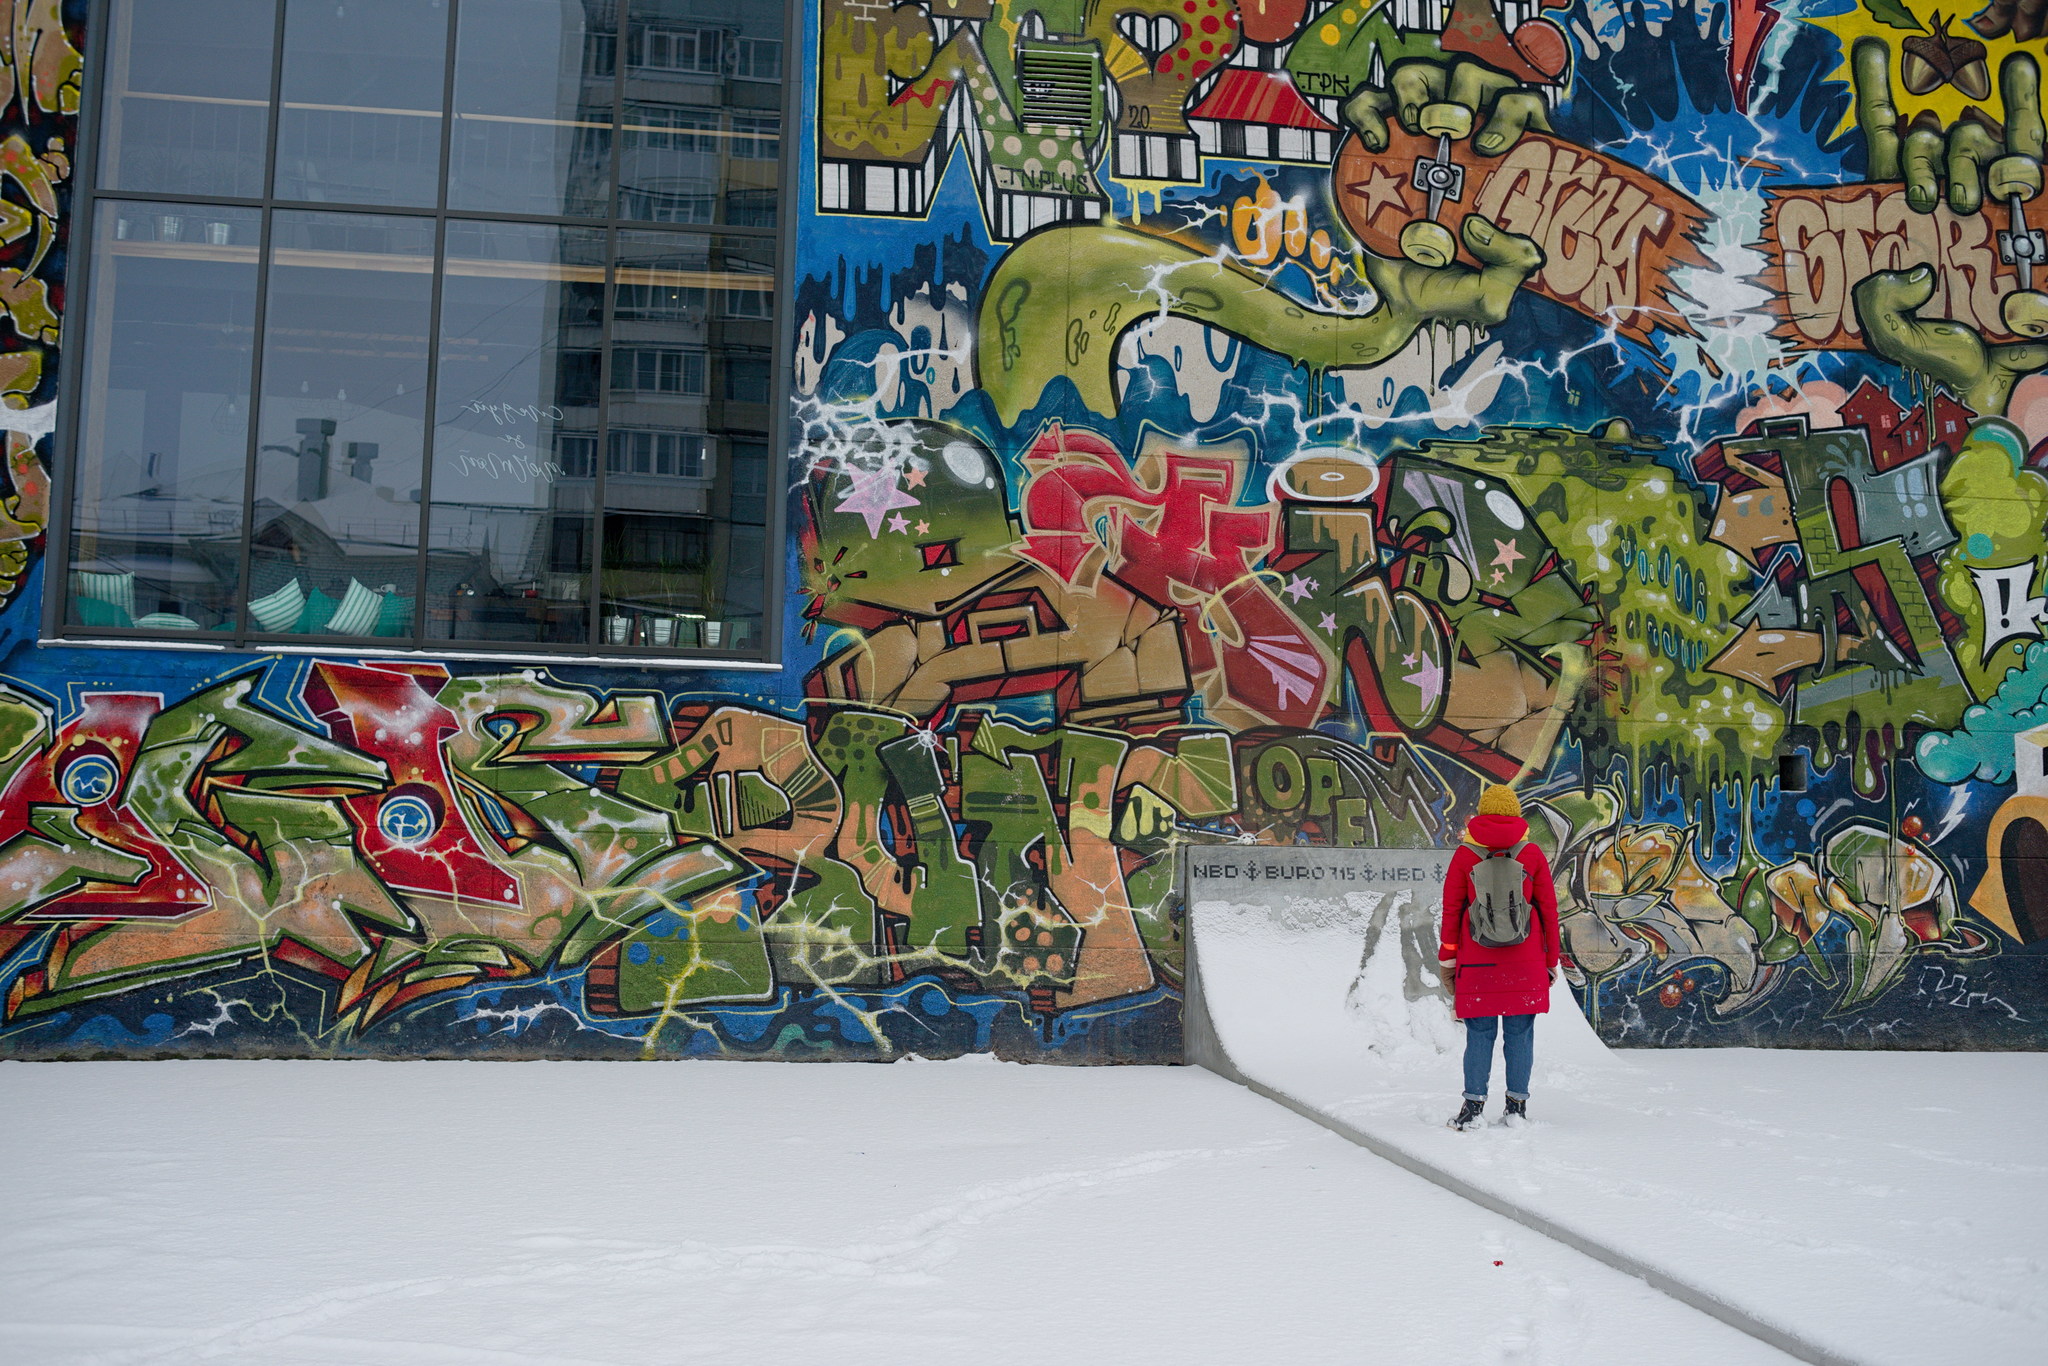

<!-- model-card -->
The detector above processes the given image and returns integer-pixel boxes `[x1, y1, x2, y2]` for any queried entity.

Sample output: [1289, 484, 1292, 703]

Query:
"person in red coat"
[1439, 783, 1560, 1129]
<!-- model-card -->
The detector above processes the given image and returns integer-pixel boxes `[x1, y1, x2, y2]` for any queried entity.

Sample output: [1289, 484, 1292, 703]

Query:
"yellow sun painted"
[1806, 9, 2038, 145]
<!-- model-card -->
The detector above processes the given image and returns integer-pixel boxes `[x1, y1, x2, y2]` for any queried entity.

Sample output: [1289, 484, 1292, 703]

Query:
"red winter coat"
[1439, 813, 1561, 1019]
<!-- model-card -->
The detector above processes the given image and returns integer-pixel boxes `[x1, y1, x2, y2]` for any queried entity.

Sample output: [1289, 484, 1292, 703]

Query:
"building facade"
[0, 0, 2043, 1060]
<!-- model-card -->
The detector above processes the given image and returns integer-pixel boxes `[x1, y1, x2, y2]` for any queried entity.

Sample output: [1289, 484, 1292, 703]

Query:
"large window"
[60, 0, 790, 659]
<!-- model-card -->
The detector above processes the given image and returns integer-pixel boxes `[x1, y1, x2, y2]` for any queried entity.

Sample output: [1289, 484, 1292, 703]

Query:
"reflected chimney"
[295, 418, 336, 502]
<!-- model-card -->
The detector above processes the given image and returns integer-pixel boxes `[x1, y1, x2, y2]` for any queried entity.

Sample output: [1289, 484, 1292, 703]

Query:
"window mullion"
[406, 0, 462, 650]
[588, 0, 626, 650]
[588, 234, 617, 651]
[229, 0, 290, 649]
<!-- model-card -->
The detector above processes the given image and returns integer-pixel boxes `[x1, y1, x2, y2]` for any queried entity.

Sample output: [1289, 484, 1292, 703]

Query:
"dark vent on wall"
[1017, 45, 1096, 128]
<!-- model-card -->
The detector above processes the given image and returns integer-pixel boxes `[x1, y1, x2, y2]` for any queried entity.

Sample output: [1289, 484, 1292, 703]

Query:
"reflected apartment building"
[62, 0, 786, 658]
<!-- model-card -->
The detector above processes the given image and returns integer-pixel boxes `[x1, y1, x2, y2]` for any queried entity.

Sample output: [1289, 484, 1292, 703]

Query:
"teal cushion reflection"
[295, 588, 338, 635]
[375, 594, 414, 637]
[75, 596, 135, 629]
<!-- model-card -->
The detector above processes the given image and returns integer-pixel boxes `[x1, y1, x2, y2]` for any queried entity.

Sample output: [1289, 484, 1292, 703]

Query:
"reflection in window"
[614, 348, 706, 394]
[619, 0, 787, 230]
[246, 211, 434, 638]
[619, 185, 717, 225]
[70, 0, 787, 658]
[734, 37, 783, 82]
[274, 0, 448, 207]
[427, 222, 603, 646]
[601, 224, 766, 649]
[557, 434, 598, 479]
[608, 429, 706, 478]
[729, 441, 768, 524]
[724, 189, 776, 227]
[99, 0, 276, 198]
[614, 279, 704, 321]
[725, 281, 773, 319]
[722, 356, 770, 403]
[68, 204, 262, 633]
[449, 0, 615, 218]
[629, 104, 721, 152]
[633, 26, 725, 75]
[729, 114, 780, 161]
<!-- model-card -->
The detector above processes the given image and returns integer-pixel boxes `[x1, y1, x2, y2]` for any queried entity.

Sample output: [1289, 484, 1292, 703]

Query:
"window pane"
[68, 204, 263, 633]
[601, 228, 769, 650]
[721, 354, 768, 402]
[99, 0, 276, 198]
[728, 440, 768, 523]
[448, 0, 615, 218]
[619, 0, 785, 229]
[427, 220, 604, 645]
[246, 211, 434, 639]
[274, 0, 449, 207]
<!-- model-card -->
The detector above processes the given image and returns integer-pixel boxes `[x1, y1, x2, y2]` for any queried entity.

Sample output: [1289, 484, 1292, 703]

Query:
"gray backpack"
[1464, 840, 1533, 948]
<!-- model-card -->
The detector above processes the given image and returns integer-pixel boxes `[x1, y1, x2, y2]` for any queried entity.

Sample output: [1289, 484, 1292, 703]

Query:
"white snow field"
[1190, 887, 2048, 1366]
[0, 1058, 1796, 1366]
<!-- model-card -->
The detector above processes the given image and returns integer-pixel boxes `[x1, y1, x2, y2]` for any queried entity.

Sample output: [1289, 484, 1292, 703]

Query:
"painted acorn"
[1901, 15, 1991, 99]
[1953, 55, 1992, 101]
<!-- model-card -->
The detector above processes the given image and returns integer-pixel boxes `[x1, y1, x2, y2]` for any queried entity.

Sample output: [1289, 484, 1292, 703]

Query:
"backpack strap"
[1506, 840, 1531, 858]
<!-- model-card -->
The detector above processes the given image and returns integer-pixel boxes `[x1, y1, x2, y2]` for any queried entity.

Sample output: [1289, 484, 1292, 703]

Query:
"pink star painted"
[834, 463, 919, 537]
[904, 466, 927, 489]
[1282, 573, 1317, 603]
[1402, 652, 1445, 702]
[915, 520, 930, 535]
[886, 512, 910, 534]
[1317, 611, 1337, 632]
[1490, 537, 1525, 571]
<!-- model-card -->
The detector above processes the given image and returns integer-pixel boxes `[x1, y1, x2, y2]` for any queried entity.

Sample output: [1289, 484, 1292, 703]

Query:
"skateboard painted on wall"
[1755, 181, 2048, 352]
[1332, 124, 1714, 347]
[1331, 119, 2048, 354]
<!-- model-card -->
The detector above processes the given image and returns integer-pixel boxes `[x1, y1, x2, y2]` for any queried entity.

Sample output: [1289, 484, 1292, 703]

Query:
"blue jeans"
[1462, 1014, 1534, 1101]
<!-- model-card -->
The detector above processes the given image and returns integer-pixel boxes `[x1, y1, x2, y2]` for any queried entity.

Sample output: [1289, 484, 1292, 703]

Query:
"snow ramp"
[1182, 848, 1851, 1366]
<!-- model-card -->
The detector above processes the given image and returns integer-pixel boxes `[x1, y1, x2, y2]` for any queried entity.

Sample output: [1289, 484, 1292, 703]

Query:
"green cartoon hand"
[1363, 215, 1545, 337]
[1344, 57, 1554, 158]
[1854, 37, 2044, 215]
[1853, 265, 2048, 414]
[1852, 38, 2048, 413]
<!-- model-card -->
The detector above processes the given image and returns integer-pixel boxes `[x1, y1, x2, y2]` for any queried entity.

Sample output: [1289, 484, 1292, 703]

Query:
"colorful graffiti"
[2, 0, 2046, 1058]
[791, 0, 2048, 1049]
[0, 0, 68, 612]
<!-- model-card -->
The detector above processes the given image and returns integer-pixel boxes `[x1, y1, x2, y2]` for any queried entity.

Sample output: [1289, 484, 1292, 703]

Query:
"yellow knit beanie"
[1476, 783, 1522, 817]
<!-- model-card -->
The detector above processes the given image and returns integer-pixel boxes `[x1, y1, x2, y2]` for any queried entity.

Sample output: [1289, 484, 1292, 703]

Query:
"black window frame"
[47, 0, 799, 667]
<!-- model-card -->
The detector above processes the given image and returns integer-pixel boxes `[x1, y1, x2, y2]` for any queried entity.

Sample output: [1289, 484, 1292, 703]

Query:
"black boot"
[1448, 1097, 1485, 1130]
[1503, 1095, 1528, 1123]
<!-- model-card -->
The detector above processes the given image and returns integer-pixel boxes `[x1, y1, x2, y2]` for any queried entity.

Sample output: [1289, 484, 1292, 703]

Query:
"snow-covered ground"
[0, 1058, 1796, 1366]
[1192, 887, 2048, 1366]
[2, 887, 2032, 1366]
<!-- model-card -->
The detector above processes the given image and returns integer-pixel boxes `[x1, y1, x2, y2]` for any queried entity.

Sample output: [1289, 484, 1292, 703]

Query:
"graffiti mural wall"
[2, 0, 2047, 1059]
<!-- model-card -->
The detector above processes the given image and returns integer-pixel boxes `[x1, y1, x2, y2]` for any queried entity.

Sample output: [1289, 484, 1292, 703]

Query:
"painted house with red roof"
[1189, 66, 1340, 165]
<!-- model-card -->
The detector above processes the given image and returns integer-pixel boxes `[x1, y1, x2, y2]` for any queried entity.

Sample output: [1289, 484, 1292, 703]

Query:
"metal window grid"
[47, 0, 801, 666]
